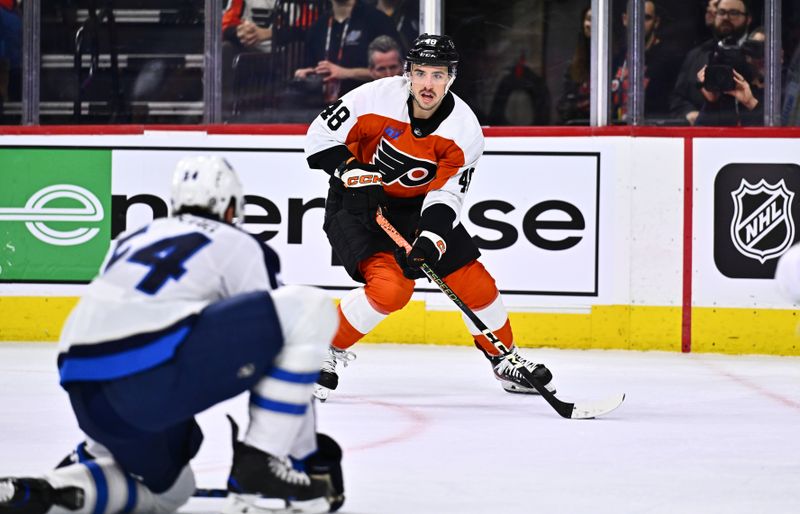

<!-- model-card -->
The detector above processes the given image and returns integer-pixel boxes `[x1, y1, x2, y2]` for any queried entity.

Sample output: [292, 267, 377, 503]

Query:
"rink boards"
[0, 127, 798, 355]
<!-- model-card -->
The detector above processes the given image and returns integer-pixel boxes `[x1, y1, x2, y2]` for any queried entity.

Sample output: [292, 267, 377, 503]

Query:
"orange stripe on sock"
[332, 305, 366, 350]
[473, 319, 513, 357]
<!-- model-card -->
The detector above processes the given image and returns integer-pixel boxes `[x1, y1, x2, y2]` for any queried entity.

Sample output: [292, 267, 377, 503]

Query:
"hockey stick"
[376, 208, 624, 419]
[193, 488, 229, 497]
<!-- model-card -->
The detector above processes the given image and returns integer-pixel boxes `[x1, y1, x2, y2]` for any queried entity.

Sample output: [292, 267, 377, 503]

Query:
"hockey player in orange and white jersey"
[305, 33, 557, 401]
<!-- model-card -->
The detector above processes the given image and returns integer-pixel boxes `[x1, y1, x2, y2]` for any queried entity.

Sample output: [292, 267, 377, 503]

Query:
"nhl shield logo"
[730, 178, 795, 264]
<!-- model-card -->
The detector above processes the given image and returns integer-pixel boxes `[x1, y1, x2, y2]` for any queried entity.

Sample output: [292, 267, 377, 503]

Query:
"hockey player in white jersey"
[0, 156, 344, 514]
[304, 33, 557, 401]
[776, 242, 800, 302]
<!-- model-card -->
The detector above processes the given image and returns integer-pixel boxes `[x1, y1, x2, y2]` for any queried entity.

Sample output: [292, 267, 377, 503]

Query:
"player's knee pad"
[360, 252, 414, 313]
[364, 276, 414, 313]
[305, 433, 345, 512]
[445, 260, 499, 308]
[271, 285, 337, 366]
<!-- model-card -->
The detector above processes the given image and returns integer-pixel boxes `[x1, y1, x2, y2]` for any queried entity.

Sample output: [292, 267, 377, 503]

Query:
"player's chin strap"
[374, 207, 625, 420]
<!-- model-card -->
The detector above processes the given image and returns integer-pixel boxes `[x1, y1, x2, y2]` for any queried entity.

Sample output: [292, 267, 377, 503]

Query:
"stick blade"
[570, 393, 626, 419]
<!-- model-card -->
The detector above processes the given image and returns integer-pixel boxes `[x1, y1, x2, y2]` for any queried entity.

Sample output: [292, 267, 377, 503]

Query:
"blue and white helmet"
[170, 156, 245, 226]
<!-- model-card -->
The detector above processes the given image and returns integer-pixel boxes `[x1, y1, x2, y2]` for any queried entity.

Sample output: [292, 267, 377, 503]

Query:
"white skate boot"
[491, 348, 556, 395]
[313, 346, 356, 402]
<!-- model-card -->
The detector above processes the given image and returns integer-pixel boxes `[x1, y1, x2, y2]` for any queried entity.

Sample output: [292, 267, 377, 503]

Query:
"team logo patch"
[713, 163, 800, 279]
[730, 179, 794, 264]
[384, 126, 403, 140]
[373, 138, 438, 188]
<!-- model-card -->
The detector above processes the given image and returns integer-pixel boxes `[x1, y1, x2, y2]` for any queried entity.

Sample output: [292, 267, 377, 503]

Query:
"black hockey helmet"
[405, 33, 459, 75]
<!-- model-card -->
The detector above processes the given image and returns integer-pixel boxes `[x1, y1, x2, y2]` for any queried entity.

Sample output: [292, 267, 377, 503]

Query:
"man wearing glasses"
[670, 0, 752, 125]
[304, 33, 557, 402]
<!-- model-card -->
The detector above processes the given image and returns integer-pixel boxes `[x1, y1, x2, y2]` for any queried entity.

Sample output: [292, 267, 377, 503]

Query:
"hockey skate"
[491, 348, 557, 395]
[304, 434, 345, 512]
[0, 477, 84, 514]
[312, 346, 356, 402]
[224, 422, 333, 514]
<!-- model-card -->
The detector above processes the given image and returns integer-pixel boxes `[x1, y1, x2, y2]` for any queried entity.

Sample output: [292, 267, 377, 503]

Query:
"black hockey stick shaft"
[194, 488, 229, 497]
[375, 209, 577, 418]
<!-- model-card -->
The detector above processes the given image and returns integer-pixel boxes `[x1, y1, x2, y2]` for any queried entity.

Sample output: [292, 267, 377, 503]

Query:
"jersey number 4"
[320, 100, 350, 130]
[108, 232, 211, 295]
[458, 167, 475, 193]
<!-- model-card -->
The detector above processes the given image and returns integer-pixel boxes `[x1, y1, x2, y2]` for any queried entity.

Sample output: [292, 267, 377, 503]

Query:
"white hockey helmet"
[170, 156, 245, 225]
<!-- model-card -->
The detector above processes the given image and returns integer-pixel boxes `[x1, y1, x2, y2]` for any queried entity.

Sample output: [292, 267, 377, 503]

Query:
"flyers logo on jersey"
[374, 138, 438, 188]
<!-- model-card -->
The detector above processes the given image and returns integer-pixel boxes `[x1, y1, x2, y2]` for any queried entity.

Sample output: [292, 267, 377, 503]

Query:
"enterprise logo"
[0, 184, 104, 246]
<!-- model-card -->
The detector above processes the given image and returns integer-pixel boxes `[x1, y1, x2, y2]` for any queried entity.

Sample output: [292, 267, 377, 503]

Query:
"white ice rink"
[1, 342, 799, 514]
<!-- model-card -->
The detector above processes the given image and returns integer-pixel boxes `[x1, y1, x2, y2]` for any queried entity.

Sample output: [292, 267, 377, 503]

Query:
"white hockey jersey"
[305, 76, 485, 225]
[58, 215, 279, 381]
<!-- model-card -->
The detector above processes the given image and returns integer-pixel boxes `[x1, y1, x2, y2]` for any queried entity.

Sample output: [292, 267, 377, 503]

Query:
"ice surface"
[1, 343, 798, 514]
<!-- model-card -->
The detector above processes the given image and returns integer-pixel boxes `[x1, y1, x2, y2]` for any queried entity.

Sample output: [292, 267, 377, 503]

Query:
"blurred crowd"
[3, 0, 800, 126]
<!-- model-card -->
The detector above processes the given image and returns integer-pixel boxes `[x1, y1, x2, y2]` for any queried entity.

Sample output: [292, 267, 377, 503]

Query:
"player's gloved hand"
[393, 231, 446, 280]
[337, 158, 386, 231]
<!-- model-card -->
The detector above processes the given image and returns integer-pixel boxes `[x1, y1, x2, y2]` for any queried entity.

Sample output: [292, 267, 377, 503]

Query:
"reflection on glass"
[556, 5, 591, 125]
[39, 1, 204, 125]
[0, 0, 22, 125]
[781, 0, 800, 126]
[609, 0, 683, 125]
[445, 0, 552, 126]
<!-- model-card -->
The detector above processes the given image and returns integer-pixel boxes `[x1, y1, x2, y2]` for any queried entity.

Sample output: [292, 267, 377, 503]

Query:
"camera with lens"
[703, 38, 752, 93]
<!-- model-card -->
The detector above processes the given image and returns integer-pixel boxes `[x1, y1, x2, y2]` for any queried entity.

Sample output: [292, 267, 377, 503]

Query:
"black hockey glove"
[393, 231, 446, 280]
[337, 158, 386, 231]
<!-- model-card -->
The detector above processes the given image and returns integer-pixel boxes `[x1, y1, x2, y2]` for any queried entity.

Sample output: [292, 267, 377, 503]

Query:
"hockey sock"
[461, 295, 514, 357]
[245, 286, 337, 457]
[44, 459, 195, 514]
[333, 287, 389, 349]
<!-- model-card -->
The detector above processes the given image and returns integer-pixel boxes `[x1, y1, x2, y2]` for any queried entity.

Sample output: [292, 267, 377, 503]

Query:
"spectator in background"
[223, 0, 276, 53]
[610, 0, 683, 122]
[0, 0, 21, 108]
[670, 0, 752, 125]
[294, 0, 399, 105]
[367, 35, 403, 80]
[704, 0, 720, 38]
[375, 0, 419, 51]
[781, 30, 800, 125]
[557, 6, 592, 125]
[489, 55, 551, 126]
[221, 0, 276, 116]
[695, 25, 764, 125]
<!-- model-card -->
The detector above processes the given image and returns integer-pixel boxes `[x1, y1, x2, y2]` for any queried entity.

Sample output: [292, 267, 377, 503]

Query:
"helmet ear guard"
[170, 156, 245, 225]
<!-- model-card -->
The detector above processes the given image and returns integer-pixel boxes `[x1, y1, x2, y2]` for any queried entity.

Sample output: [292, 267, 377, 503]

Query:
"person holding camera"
[293, 0, 399, 105]
[695, 28, 764, 126]
[670, 0, 752, 125]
